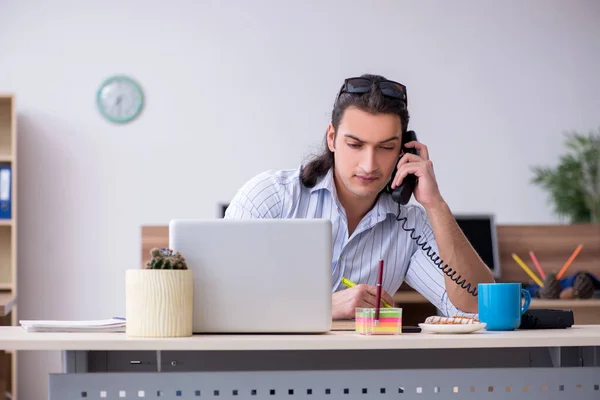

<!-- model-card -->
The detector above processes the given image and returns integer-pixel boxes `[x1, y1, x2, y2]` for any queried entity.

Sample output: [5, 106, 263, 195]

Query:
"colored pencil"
[375, 260, 384, 325]
[528, 251, 546, 279]
[511, 253, 544, 287]
[556, 244, 583, 279]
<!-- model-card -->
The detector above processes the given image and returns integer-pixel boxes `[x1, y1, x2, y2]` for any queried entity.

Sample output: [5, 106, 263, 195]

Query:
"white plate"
[418, 322, 486, 334]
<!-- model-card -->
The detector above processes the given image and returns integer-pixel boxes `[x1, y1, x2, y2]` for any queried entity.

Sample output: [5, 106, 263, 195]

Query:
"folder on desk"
[19, 318, 126, 333]
[0, 166, 11, 219]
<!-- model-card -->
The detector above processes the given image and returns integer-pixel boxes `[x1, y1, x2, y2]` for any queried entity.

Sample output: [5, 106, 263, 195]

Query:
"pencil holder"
[126, 269, 193, 337]
[126, 248, 193, 337]
[537, 273, 561, 299]
[355, 308, 402, 335]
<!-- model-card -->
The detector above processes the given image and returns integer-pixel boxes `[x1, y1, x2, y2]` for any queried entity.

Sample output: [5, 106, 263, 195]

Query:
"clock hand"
[116, 96, 122, 117]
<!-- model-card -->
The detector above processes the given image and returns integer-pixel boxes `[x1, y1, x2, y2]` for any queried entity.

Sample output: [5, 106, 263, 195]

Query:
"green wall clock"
[96, 75, 144, 124]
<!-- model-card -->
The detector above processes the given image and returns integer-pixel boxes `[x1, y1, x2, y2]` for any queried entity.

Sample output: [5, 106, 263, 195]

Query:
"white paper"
[19, 318, 126, 333]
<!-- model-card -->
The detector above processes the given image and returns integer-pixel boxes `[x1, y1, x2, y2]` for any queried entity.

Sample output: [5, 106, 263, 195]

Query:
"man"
[224, 74, 495, 320]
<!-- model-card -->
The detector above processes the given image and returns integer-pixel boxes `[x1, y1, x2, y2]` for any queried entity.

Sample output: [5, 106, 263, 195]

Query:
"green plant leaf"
[530, 127, 600, 223]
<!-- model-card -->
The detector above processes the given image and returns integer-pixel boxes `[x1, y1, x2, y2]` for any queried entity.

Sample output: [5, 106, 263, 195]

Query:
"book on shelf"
[0, 165, 11, 219]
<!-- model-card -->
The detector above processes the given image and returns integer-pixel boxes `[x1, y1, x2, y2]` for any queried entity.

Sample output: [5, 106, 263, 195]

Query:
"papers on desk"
[19, 318, 126, 333]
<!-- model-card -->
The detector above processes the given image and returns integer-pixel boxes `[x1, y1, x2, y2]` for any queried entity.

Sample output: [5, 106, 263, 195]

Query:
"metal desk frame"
[53, 345, 600, 399]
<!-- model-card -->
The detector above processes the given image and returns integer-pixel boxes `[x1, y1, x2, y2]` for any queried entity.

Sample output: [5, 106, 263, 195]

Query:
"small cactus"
[144, 248, 188, 270]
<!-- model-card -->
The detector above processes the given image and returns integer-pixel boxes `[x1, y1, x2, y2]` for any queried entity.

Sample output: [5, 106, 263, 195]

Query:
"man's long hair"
[300, 73, 410, 187]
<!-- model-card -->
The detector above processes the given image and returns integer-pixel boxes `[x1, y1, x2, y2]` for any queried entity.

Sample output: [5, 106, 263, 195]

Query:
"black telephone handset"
[391, 130, 418, 205]
[390, 130, 478, 297]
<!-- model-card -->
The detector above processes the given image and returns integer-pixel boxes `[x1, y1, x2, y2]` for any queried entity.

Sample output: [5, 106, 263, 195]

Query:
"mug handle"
[520, 289, 531, 315]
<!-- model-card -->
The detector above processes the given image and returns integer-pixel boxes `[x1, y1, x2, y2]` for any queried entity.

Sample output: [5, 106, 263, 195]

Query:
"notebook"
[19, 318, 126, 333]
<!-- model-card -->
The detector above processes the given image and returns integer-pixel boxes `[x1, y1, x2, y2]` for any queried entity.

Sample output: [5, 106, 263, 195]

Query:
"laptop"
[168, 219, 333, 333]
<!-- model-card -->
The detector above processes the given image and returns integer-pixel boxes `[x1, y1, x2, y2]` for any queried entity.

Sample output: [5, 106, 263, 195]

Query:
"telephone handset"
[390, 130, 478, 297]
[391, 130, 418, 205]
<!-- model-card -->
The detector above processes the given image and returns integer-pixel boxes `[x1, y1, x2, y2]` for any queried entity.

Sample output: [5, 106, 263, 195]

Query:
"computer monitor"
[453, 214, 501, 278]
[219, 203, 229, 218]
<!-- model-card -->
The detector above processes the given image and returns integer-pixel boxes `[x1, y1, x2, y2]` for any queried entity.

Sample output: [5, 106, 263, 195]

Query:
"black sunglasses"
[335, 77, 408, 105]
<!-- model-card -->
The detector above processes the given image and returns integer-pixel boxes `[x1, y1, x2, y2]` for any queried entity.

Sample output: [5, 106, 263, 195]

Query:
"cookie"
[424, 315, 480, 325]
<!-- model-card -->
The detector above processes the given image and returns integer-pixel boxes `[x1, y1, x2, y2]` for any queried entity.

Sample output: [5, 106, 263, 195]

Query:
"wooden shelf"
[497, 223, 600, 282]
[393, 291, 600, 307]
[529, 298, 600, 308]
[0, 94, 16, 400]
[0, 293, 14, 317]
[393, 291, 429, 304]
[0, 97, 12, 159]
[392, 291, 600, 324]
[0, 226, 12, 288]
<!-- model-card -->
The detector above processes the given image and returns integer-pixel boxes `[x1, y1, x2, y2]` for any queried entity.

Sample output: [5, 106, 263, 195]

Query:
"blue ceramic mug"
[478, 283, 531, 331]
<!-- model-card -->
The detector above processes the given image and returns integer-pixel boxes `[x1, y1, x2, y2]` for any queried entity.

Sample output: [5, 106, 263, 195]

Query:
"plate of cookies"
[418, 316, 486, 334]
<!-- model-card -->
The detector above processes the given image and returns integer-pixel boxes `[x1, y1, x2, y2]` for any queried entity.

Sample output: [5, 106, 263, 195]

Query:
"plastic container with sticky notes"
[355, 307, 402, 335]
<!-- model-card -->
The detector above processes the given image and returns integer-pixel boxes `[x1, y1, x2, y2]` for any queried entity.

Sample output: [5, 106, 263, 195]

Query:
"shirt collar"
[308, 167, 399, 221]
[374, 192, 401, 224]
[308, 167, 335, 194]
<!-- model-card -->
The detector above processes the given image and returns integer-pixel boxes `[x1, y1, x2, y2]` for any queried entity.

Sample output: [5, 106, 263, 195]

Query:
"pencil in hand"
[341, 277, 393, 308]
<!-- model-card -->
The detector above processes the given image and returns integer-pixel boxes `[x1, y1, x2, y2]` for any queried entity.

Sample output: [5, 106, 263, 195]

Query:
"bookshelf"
[0, 94, 16, 400]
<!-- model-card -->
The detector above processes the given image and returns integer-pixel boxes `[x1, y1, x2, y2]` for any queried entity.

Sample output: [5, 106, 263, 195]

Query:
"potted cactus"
[125, 248, 193, 337]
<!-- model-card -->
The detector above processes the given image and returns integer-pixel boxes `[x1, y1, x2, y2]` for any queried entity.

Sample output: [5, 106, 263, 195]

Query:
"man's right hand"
[331, 284, 395, 320]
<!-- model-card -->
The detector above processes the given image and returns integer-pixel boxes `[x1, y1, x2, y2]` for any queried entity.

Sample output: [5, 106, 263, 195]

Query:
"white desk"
[1, 325, 600, 351]
[1, 326, 599, 399]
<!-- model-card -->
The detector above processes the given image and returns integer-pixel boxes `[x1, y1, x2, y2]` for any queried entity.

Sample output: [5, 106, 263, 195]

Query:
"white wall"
[1, 0, 599, 398]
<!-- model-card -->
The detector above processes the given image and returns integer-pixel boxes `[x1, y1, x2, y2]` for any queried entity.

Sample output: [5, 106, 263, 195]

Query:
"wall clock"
[96, 75, 144, 124]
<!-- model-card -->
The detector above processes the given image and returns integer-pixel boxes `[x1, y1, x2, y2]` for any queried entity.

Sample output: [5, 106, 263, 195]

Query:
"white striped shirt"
[224, 166, 470, 317]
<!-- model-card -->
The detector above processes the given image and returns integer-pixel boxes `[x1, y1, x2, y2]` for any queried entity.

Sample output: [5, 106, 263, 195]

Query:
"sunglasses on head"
[335, 77, 408, 105]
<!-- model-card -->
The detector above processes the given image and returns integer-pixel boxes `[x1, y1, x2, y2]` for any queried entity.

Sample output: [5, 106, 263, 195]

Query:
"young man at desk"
[224, 74, 495, 320]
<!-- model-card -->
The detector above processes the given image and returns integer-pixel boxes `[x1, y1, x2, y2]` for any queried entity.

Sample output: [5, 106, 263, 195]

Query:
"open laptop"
[168, 219, 332, 333]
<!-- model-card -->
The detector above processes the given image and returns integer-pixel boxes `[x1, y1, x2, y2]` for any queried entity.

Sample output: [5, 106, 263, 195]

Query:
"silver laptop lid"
[169, 218, 332, 333]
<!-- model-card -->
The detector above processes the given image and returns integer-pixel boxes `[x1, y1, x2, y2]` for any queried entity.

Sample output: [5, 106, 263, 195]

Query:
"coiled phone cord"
[395, 204, 478, 297]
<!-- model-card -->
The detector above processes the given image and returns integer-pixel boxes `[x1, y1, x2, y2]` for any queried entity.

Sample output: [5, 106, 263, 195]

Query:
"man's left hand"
[390, 141, 444, 209]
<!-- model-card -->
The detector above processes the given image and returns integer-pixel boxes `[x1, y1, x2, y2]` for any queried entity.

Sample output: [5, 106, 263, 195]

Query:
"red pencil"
[375, 259, 384, 325]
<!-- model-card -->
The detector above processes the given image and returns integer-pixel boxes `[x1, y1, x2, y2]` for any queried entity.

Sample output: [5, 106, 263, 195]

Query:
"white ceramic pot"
[125, 269, 193, 337]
